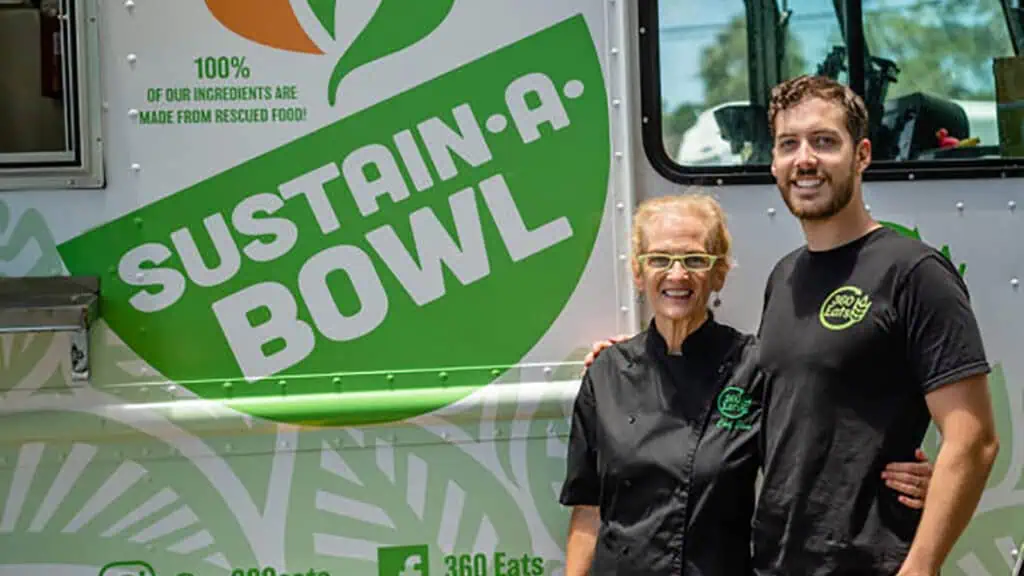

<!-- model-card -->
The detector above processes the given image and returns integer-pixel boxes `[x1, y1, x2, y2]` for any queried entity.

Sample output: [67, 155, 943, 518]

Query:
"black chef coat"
[560, 314, 766, 575]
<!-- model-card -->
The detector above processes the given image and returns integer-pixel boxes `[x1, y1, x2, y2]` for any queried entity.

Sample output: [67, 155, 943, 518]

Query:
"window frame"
[639, 0, 1024, 185]
[0, 0, 104, 192]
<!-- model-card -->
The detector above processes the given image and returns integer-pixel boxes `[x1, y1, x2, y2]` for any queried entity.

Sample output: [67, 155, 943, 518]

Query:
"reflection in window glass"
[0, 0, 75, 162]
[659, 0, 849, 166]
[863, 0, 1021, 162]
[657, 0, 1024, 168]
[657, 1, 749, 166]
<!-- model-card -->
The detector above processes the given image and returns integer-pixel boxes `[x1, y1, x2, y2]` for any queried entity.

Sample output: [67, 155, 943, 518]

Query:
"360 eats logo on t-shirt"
[818, 285, 873, 331]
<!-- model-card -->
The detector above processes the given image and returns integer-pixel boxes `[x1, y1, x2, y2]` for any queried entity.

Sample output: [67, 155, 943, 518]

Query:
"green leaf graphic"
[982, 365, 1012, 490]
[0, 428, 259, 575]
[921, 363, 1023, 575]
[948, 507, 1023, 575]
[924, 364, 1012, 483]
[440, 390, 523, 489]
[0, 333, 58, 395]
[1, 321, 292, 575]
[86, 321, 286, 522]
[59, 15, 610, 427]
[0, 201, 62, 277]
[307, 0, 337, 40]
[526, 387, 574, 557]
[520, 347, 586, 548]
[327, 0, 456, 105]
[431, 349, 586, 494]
[880, 219, 1018, 573]
[0, 199, 65, 394]
[287, 426, 533, 573]
[879, 221, 921, 240]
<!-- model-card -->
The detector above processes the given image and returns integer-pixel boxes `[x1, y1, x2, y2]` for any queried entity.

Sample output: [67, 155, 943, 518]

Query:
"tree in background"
[860, 0, 1010, 100]
[661, 0, 1013, 159]
[662, 14, 806, 158]
[661, 101, 702, 159]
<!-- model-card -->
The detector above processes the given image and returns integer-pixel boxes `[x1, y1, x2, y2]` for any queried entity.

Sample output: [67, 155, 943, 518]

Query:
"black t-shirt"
[753, 227, 990, 575]
[560, 315, 766, 575]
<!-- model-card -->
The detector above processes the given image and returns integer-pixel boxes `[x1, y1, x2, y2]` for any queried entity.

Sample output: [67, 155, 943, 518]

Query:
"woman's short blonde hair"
[630, 190, 733, 276]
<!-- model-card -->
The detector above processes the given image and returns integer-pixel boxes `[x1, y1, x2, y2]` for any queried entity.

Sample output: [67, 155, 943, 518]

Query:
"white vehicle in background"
[677, 99, 1000, 166]
[676, 101, 749, 165]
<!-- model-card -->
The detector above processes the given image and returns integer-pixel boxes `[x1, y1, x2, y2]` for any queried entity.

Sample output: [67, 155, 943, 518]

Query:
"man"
[752, 75, 1000, 575]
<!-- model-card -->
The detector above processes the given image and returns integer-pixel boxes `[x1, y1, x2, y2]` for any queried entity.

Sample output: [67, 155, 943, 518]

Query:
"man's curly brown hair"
[768, 75, 869, 143]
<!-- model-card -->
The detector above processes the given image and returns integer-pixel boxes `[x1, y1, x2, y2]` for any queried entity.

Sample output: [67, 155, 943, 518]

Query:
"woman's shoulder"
[708, 318, 758, 356]
[580, 328, 662, 386]
[705, 320, 764, 383]
[590, 330, 650, 370]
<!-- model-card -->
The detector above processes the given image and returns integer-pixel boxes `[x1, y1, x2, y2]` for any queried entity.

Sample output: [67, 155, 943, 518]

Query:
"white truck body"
[0, 1, 1020, 575]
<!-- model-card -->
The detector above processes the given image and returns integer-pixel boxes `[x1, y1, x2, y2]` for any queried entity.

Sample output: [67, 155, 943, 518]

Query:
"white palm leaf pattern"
[0, 201, 64, 395]
[285, 422, 538, 573]
[934, 364, 1024, 575]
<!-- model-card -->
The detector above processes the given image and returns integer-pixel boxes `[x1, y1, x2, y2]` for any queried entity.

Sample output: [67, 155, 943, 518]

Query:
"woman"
[558, 192, 932, 575]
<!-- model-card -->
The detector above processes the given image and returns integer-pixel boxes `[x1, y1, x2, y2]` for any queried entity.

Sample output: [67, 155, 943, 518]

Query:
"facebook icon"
[399, 554, 425, 576]
[378, 544, 430, 576]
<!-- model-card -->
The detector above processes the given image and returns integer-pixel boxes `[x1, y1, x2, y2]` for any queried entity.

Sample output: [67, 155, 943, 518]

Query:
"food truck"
[0, 0, 1021, 574]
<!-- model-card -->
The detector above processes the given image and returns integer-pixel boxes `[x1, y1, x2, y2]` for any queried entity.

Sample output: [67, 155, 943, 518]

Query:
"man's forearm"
[566, 506, 600, 576]
[899, 436, 999, 574]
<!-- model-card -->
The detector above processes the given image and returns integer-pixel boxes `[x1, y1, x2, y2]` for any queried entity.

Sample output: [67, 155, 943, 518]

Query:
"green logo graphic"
[98, 561, 157, 576]
[324, 0, 456, 106]
[58, 15, 609, 426]
[378, 545, 430, 576]
[818, 285, 872, 331]
[715, 386, 753, 431]
[205, 0, 456, 106]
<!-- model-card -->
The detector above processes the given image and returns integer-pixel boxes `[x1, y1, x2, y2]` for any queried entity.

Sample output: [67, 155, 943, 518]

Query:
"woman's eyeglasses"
[637, 252, 722, 272]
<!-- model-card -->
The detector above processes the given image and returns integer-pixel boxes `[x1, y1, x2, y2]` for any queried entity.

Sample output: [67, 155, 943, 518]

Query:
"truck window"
[0, 0, 102, 190]
[644, 0, 1024, 181]
[658, 0, 847, 167]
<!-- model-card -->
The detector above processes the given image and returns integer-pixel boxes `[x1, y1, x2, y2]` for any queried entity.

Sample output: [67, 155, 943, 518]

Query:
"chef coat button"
[622, 546, 630, 555]
[627, 415, 635, 424]
[624, 480, 632, 488]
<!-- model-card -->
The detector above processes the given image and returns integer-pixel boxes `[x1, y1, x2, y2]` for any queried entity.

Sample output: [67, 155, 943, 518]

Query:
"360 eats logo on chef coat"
[715, 386, 754, 431]
[57, 16, 610, 425]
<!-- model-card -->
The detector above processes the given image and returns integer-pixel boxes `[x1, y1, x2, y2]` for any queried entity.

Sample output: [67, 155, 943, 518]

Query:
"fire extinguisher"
[39, 5, 62, 100]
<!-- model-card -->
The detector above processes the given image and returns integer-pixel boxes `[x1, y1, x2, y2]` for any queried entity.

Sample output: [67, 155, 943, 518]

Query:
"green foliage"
[860, 0, 1011, 100]
[698, 16, 752, 109]
[661, 100, 703, 156]
[661, 1, 1015, 157]
[662, 14, 807, 155]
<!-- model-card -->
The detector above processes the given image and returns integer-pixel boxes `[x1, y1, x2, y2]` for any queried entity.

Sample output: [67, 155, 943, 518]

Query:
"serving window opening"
[0, 0, 102, 190]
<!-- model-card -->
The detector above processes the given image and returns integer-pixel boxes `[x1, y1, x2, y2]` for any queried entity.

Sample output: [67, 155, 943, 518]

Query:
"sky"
[657, 0, 846, 108]
[654, 0, 1007, 110]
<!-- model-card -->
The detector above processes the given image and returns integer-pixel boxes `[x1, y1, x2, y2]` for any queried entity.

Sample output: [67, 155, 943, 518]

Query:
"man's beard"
[780, 166, 854, 221]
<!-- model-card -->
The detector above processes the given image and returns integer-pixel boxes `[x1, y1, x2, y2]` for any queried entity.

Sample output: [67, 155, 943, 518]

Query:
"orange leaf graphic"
[205, 0, 323, 54]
